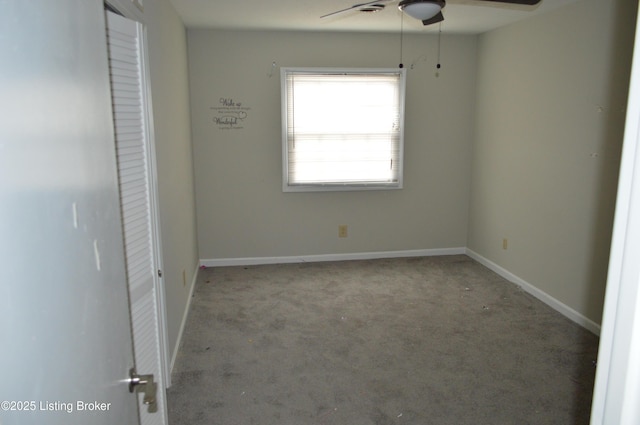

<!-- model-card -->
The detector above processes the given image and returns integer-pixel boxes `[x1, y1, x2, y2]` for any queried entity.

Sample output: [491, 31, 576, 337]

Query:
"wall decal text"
[210, 97, 251, 130]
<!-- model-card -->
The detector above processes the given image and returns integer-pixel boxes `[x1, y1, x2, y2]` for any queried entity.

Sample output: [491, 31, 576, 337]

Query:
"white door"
[106, 11, 169, 425]
[590, 5, 640, 424]
[0, 1, 139, 425]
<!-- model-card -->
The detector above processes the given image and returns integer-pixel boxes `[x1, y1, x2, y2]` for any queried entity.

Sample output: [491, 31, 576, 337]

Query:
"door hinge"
[129, 368, 158, 413]
[157, 269, 162, 278]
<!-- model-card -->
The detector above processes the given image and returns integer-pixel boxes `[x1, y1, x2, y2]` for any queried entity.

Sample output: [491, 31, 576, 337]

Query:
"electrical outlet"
[503, 238, 508, 250]
[338, 225, 348, 238]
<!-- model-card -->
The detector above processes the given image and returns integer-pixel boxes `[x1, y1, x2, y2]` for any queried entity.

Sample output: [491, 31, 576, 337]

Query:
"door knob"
[129, 368, 158, 413]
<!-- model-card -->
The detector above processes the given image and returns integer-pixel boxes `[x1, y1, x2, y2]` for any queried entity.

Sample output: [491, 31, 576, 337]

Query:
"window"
[281, 68, 406, 192]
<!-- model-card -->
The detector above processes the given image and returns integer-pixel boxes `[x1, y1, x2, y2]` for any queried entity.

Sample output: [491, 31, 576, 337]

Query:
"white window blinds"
[282, 68, 405, 191]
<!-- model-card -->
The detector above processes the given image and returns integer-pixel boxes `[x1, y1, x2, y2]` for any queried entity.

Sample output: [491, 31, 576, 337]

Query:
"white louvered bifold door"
[106, 11, 168, 425]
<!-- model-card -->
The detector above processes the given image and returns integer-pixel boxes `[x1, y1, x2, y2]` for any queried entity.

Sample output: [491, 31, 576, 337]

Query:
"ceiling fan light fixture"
[399, 0, 445, 21]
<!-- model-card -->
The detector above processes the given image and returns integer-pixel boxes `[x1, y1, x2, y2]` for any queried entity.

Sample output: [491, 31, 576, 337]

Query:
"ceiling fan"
[321, 0, 542, 26]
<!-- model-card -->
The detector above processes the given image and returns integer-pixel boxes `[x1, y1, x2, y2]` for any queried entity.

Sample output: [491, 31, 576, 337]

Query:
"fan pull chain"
[399, 13, 404, 69]
[436, 22, 442, 70]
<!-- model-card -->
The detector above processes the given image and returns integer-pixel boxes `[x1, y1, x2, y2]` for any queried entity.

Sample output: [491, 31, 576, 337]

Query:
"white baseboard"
[169, 261, 199, 376]
[199, 247, 467, 268]
[465, 248, 601, 336]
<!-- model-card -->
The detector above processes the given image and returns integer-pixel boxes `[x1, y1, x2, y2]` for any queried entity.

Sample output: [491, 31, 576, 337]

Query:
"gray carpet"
[167, 255, 599, 424]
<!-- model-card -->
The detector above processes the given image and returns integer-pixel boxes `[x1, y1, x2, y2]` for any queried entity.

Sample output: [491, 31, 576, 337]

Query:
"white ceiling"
[168, 0, 581, 34]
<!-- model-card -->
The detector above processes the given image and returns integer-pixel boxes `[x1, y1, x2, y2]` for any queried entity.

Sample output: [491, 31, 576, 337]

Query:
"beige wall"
[145, 0, 199, 357]
[467, 0, 637, 325]
[187, 30, 477, 260]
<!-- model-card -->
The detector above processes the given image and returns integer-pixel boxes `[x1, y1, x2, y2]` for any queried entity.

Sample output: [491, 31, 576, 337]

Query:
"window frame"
[281, 67, 406, 192]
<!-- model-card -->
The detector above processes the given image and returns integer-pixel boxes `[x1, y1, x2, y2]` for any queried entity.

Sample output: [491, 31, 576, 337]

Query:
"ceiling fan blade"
[476, 0, 541, 5]
[422, 11, 444, 26]
[321, 0, 390, 18]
